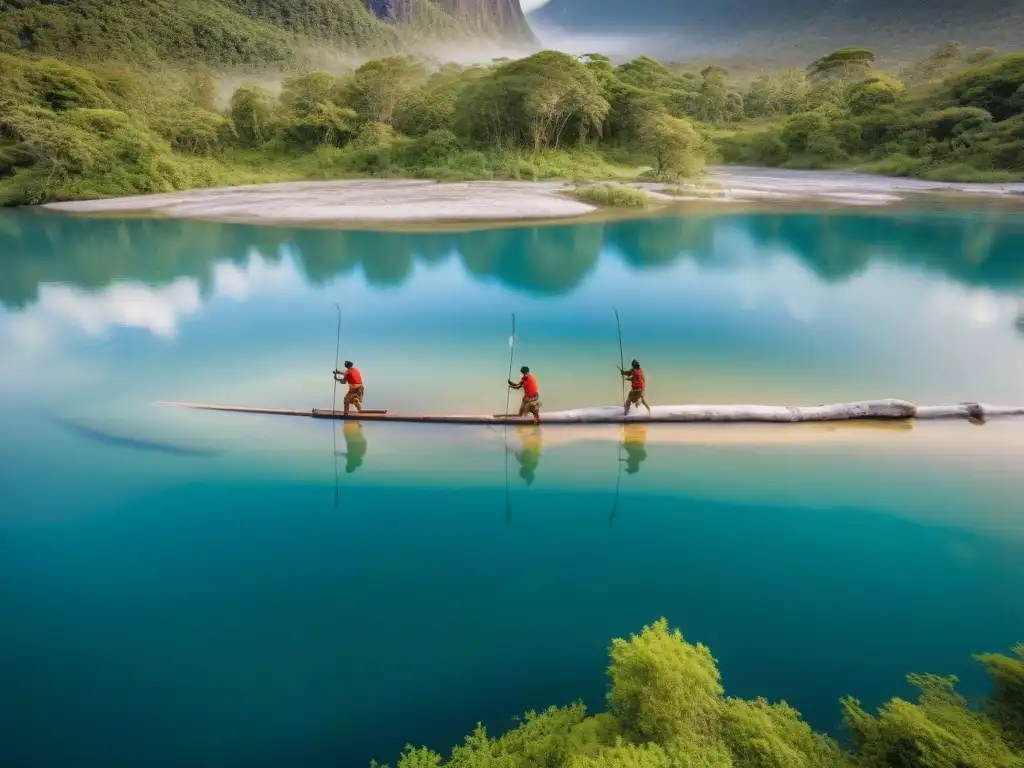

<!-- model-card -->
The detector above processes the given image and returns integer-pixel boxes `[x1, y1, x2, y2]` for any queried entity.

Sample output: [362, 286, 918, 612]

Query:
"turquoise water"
[2, 207, 1024, 767]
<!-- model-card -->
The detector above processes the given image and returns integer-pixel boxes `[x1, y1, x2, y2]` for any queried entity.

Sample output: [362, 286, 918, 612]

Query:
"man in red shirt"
[508, 365, 541, 424]
[619, 359, 650, 416]
[333, 360, 364, 416]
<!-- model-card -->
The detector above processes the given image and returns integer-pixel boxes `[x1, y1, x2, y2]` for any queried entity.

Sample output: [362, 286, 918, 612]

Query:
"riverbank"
[41, 168, 1024, 226]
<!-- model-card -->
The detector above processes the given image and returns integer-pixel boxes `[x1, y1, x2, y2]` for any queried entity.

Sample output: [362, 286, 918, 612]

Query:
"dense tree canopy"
[3, 39, 1024, 205]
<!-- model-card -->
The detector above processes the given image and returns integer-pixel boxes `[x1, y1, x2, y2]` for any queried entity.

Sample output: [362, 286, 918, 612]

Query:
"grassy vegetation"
[569, 183, 650, 207]
[370, 617, 1024, 768]
[0, 0, 532, 70]
[2, 33, 1024, 206]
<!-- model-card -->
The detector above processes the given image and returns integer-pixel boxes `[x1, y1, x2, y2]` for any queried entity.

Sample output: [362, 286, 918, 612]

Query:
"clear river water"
[2, 206, 1024, 768]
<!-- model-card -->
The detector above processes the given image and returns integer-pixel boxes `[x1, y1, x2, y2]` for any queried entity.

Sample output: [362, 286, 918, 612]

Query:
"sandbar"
[42, 168, 1024, 226]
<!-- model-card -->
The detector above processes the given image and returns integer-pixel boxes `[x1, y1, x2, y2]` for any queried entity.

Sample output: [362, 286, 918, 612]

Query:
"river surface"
[2, 207, 1024, 768]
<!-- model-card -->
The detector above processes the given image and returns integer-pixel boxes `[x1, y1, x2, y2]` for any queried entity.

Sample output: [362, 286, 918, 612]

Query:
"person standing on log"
[619, 359, 651, 416]
[508, 365, 541, 425]
[333, 360, 364, 416]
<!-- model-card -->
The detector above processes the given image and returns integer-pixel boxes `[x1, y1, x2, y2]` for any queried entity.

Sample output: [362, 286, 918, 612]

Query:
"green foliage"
[376, 619, 1024, 768]
[637, 114, 705, 180]
[607, 618, 725, 745]
[347, 56, 429, 125]
[944, 53, 1024, 121]
[0, 0, 504, 69]
[229, 85, 277, 146]
[569, 738, 671, 768]
[975, 644, 1024, 749]
[902, 42, 966, 86]
[569, 184, 650, 207]
[745, 70, 810, 118]
[0, 105, 209, 204]
[719, 698, 842, 768]
[842, 673, 1024, 768]
[456, 51, 609, 150]
[8, 40, 1024, 207]
[808, 47, 876, 82]
[848, 75, 905, 115]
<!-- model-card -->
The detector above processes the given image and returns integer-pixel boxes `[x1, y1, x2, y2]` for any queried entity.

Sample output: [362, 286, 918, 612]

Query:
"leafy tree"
[184, 64, 218, 112]
[229, 85, 277, 146]
[842, 673, 1024, 768]
[372, 620, 1024, 768]
[746, 69, 810, 118]
[279, 71, 345, 117]
[569, 739, 671, 768]
[607, 617, 724, 744]
[719, 698, 842, 768]
[394, 65, 483, 137]
[902, 42, 966, 85]
[347, 55, 428, 125]
[975, 644, 1024, 749]
[848, 75, 905, 115]
[150, 107, 237, 155]
[694, 66, 744, 123]
[455, 51, 608, 150]
[944, 53, 1024, 121]
[637, 114, 705, 180]
[807, 47, 876, 82]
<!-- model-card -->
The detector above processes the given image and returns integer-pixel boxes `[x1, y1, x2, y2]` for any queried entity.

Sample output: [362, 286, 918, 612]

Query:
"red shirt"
[343, 367, 362, 388]
[629, 368, 645, 390]
[520, 373, 539, 398]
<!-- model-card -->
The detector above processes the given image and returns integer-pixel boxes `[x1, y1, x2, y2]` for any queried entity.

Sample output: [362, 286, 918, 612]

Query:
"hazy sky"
[520, 0, 551, 12]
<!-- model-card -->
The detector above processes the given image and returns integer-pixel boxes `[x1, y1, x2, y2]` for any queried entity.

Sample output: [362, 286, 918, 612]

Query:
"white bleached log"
[159, 399, 1024, 424]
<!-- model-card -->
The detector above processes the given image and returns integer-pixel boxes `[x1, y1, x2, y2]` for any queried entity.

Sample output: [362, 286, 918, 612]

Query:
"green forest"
[371, 618, 1021, 767]
[2, 6, 1024, 205]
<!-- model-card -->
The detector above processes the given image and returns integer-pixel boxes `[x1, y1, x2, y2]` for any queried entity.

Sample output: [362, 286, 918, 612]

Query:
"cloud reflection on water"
[4, 209, 1024, 412]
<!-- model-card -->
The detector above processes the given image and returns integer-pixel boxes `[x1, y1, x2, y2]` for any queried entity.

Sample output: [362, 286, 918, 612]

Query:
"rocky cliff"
[367, 0, 532, 39]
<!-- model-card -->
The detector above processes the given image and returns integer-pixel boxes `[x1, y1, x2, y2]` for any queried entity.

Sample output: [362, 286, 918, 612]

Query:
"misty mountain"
[529, 0, 1024, 61]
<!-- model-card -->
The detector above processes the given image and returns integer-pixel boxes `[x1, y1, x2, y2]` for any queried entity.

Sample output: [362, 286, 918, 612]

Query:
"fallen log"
[156, 399, 1024, 424]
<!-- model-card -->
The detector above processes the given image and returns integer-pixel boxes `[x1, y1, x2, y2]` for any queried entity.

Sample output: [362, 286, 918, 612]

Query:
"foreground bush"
[371, 619, 1024, 768]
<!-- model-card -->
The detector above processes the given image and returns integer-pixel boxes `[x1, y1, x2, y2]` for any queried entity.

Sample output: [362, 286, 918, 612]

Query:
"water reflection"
[336, 422, 368, 474]
[7, 207, 1024, 414]
[620, 424, 649, 475]
[513, 425, 542, 486]
[4, 210, 1024, 310]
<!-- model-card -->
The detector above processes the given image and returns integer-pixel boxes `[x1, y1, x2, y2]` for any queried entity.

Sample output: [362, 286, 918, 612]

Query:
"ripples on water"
[1, 207, 1023, 768]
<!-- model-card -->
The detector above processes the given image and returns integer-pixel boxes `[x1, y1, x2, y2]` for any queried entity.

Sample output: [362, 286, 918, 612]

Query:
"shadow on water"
[49, 414, 221, 457]
[5, 209, 1024, 308]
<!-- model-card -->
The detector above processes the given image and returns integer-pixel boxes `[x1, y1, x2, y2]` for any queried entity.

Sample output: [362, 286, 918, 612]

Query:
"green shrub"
[568, 183, 650, 207]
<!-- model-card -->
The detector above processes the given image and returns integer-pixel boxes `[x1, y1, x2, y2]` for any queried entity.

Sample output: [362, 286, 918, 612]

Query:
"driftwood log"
[158, 400, 1024, 424]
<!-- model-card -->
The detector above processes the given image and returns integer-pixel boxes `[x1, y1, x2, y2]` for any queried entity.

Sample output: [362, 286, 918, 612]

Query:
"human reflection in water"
[513, 425, 543, 486]
[620, 423, 649, 475]
[336, 421, 368, 474]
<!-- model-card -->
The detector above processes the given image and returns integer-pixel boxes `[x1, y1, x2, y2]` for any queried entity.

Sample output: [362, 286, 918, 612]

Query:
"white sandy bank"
[43, 169, 1024, 224]
[43, 180, 592, 223]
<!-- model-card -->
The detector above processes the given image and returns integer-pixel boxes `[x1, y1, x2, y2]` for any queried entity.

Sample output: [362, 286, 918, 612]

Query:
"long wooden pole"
[504, 313, 516, 524]
[332, 303, 342, 415]
[614, 308, 625, 407]
[332, 303, 341, 507]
